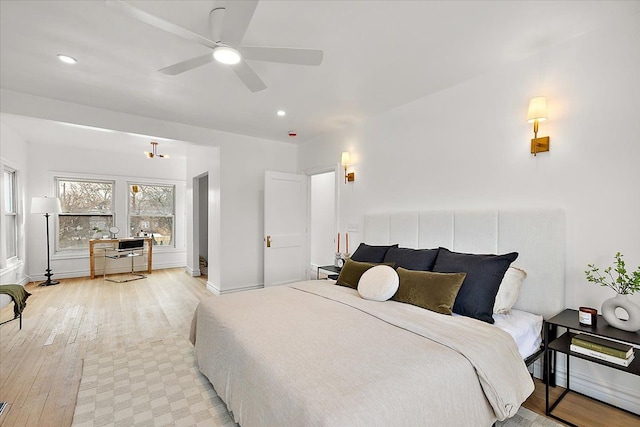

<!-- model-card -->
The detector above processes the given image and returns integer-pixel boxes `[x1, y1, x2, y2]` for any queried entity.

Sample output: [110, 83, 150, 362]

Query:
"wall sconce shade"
[527, 97, 548, 123]
[341, 151, 355, 184]
[527, 97, 550, 156]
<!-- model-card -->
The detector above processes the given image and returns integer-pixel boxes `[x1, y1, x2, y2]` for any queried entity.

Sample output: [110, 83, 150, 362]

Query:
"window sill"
[53, 251, 89, 260]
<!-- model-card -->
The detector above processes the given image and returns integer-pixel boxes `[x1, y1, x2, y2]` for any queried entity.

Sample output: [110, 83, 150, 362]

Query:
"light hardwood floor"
[1, 269, 638, 426]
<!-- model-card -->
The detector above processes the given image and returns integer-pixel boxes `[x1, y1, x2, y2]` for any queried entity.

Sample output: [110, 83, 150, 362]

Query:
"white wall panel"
[418, 211, 454, 249]
[389, 213, 419, 248]
[453, 210, 498, 254]
[363, 215, 389, 245]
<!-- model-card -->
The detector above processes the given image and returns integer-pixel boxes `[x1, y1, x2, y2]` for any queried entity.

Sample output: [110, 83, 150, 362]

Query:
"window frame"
[127, 182, 176, 247]
[3, 167, 18, 262]
[55, 176, 115, 253]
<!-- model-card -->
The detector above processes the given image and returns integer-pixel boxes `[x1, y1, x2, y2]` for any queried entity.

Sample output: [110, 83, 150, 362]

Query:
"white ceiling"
[2, 0, 639, 144]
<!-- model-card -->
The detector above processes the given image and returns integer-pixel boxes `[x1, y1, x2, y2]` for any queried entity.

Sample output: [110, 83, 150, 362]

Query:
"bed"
[191, 209, 565, 426]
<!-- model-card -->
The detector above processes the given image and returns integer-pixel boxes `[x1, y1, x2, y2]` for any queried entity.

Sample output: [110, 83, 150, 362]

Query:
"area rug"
[73, 336, 562, 427]
[72, 336, 237, 427]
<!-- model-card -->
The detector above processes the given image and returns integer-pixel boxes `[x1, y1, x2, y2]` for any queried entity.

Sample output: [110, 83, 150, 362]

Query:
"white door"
[264, 171, 307, 287]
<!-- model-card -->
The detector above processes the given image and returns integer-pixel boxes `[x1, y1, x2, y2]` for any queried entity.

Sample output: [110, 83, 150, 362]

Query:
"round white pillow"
[357, 265, 399, 301]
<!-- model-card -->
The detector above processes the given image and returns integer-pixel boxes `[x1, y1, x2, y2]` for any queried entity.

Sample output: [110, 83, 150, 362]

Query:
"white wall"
[217, 140, 297, 292]
[0, 123, 29, 284]
[185, 135, 298, 294]
[299, 14, 640, 412]
[186, 144, 220, 289]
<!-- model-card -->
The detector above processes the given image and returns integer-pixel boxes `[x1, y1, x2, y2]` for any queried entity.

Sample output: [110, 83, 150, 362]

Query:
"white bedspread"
[191, 280, 534, 426]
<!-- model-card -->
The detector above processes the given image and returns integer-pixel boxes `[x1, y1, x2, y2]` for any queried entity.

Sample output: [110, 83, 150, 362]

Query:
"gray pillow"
[350, 243, 398, 263]
[383, 247, 439, 271]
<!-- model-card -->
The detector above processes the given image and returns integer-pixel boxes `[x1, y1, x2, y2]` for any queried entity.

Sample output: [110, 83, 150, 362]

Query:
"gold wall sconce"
[527, 97, 549, 156]
[341, 152, 355, 183]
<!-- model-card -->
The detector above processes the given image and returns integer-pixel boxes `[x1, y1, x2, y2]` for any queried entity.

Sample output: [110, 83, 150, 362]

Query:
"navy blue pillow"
[432, 248, 518, 324]
[383, 247, 439, 271]
[350, 243, 398, 263]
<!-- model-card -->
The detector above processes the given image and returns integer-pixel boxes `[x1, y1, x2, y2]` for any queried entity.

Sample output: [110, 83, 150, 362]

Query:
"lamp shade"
[341, 152, 351, 166]
[527, 97, 548, 123]
[31, 197, 62, 214]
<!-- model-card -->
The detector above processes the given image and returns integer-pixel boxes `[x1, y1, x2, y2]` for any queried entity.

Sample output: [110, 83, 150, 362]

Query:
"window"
[129, 184, 174, 246]
[3, 168, 18, 259]
[56, 178, 114, 251]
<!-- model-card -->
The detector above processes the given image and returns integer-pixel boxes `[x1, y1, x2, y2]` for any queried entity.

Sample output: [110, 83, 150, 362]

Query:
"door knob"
[266, 235, 271, 248]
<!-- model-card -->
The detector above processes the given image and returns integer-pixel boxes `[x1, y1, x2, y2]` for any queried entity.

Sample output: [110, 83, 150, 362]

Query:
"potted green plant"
[585, 252, 640, 332]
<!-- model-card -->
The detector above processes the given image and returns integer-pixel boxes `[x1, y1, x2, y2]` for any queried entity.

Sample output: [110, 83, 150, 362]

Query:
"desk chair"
[103, 239, 146, 283]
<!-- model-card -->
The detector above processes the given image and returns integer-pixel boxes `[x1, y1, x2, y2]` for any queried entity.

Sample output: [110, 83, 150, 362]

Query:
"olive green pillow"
[392, 268, 466, 315]
[335, 258, 395, 289]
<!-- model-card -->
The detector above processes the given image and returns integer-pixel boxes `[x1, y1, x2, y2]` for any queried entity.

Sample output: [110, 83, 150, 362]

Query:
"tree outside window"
[56, 178, 114, 250]
[129, 184, 174, 246]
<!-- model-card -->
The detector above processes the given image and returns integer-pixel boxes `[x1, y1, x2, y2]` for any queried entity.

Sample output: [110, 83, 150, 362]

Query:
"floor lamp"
[31, 196, 62, 286]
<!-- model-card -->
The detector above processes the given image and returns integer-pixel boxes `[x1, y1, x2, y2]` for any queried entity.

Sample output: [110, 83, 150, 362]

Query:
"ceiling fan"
[106, 0, 323, 92]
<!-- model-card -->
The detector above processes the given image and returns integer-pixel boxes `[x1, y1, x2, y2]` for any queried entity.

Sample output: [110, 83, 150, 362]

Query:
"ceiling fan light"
[213, 46, 241, 65]
[57, 54, 77, 64]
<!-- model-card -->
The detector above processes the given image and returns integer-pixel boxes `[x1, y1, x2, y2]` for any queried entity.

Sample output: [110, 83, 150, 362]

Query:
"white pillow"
[357, 265, 399, 301]
[493, 267, 527, 314]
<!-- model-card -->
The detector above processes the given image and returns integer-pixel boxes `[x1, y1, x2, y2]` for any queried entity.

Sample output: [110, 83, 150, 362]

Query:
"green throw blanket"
[0, 284, 31, 318]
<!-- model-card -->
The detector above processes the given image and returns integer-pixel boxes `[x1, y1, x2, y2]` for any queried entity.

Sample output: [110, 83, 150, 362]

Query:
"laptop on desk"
[117, 239, 145, 251]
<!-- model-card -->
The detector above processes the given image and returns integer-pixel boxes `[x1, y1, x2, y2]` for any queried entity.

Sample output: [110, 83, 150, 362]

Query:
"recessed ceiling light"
[276, 110, 286, 117]
[57, 54, 78, 64]
[213, 46, 241, 65]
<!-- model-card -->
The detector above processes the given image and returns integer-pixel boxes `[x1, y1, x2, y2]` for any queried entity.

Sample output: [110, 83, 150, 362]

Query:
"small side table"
[317, 265, 341, 280]
[544, 308, 640, 426]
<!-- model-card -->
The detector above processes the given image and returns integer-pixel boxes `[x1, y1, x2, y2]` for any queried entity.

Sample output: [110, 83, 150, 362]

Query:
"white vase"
[601, 293, 640, 332]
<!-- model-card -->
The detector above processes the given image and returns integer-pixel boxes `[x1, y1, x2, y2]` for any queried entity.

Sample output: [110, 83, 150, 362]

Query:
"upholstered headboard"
[363, 209, 565, 319]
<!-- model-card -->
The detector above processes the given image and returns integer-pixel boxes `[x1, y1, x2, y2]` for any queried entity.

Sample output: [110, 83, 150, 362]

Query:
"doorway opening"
[309, 170, 336, 275]
[195, 173, 208, 276]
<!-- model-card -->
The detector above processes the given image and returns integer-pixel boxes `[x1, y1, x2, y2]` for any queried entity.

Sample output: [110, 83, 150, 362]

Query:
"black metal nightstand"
[544, 308, 640, 426]
[316, 265, 341, 280]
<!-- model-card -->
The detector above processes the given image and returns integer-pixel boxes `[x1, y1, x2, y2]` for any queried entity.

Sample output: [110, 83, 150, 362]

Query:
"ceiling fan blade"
[240, 47, 323, 66]
[159, 53, 214, 75]
[221, 0, 259, 46]
[232, 60, 267, 92]
[106, 0, 218, 50]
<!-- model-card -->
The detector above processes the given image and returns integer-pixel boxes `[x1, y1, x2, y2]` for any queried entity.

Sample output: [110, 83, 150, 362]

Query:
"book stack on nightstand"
[570, 334, 635, 367]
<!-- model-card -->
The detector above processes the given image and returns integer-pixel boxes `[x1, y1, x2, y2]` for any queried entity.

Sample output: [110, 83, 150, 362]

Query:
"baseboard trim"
[29, 263, 187, 281]
[184, 266, 201, 277]
[206, 282, 263, 295]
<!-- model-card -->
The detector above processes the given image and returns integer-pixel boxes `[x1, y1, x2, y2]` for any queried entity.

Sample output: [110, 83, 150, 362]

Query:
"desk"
[89, 238, 152, 279]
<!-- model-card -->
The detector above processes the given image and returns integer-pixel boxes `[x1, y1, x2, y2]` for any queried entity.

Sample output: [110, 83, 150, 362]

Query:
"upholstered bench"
[0, 284, 31, 329]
